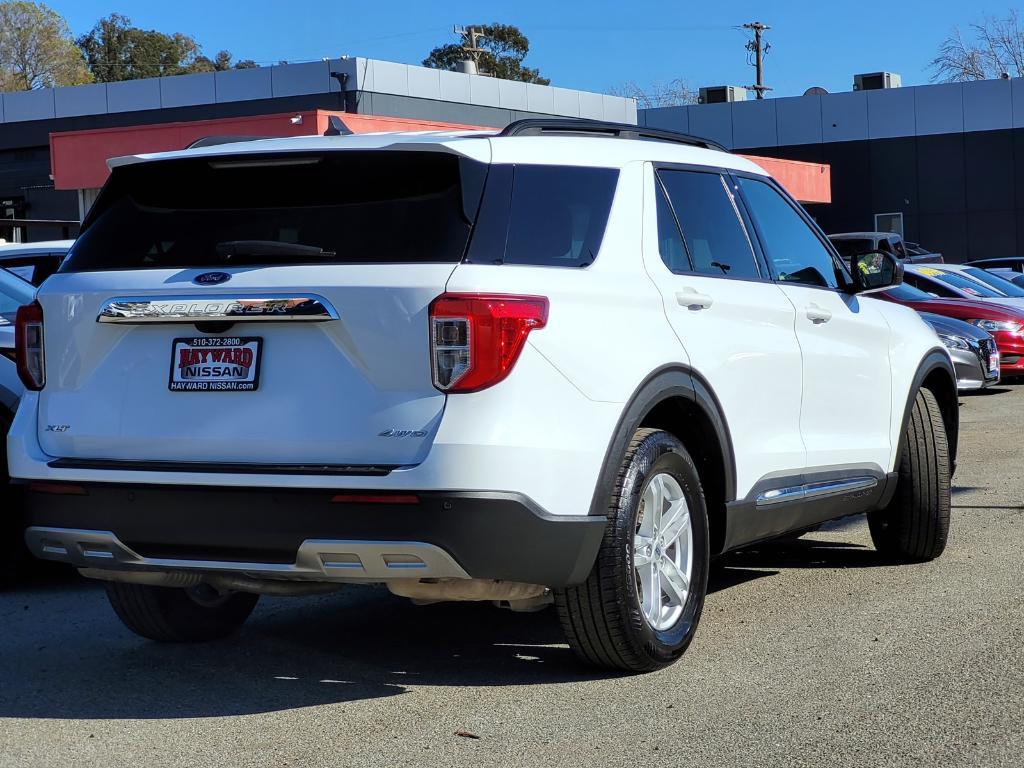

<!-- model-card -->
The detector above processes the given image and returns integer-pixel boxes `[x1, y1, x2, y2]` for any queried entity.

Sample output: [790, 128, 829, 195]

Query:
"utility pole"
[454, 25, 487, 74]
[743, 21, 771, 99]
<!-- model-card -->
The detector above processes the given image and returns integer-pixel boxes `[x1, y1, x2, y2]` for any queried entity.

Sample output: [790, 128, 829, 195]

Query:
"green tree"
[423, 23, 549, 84]
[0, 1, 91, 90]
[77, 14, 255, 82]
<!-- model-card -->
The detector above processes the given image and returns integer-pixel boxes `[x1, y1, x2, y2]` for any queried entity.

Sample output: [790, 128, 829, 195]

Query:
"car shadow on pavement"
[718, 537, 887, 571]
[0, 535, 890, 721]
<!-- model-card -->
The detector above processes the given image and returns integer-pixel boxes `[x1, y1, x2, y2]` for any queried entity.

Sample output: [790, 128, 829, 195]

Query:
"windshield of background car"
[830, 238, 873, 258]
[962, 267, 1024, 297]
[0, 268, 34, 325]
[923, 269, 1004, 298]
[60, 151, 488, 271]
[884, 282, 936, 302]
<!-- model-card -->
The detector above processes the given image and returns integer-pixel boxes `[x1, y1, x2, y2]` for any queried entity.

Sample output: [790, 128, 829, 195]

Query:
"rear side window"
[657, 169, 761, 280]
[62, 151, 482, 271]
[466, 165, 618, 267]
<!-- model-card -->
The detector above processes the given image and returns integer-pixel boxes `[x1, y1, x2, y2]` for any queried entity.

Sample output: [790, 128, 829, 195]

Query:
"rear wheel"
[555, 428, 710, 672]
[868, 388, 951, 561]
[105, 582, 259, 642]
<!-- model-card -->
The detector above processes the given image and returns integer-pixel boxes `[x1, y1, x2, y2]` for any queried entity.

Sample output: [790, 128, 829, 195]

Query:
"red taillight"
[15, 301, 44, 391]
[429, 293, 548, 393]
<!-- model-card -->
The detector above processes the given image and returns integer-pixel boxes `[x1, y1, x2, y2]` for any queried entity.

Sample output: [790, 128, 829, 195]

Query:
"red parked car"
[879, 283, 1024, 376]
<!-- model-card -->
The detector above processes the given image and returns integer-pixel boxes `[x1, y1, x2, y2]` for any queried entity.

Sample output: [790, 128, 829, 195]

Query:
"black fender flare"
[588, 365, 737, 516]
[896, 348, 959, 472]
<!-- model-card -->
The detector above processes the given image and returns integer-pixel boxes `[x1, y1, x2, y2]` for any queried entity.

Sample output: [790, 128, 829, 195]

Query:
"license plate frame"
[168, 336, 263, 392]
[990, 351, 1000, 375]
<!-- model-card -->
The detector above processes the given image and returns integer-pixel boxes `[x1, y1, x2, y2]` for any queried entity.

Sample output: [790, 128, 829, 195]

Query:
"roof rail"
[185, 135, 272, 150]
[498, 118, 728, 152]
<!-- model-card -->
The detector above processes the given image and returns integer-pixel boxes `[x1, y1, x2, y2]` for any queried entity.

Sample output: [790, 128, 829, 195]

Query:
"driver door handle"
[676, 289, 714, 310]
[806, 303, 832, 324]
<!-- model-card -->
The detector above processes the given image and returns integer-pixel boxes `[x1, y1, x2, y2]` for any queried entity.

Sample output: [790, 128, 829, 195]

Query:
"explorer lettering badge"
[169, 336, 263, 392]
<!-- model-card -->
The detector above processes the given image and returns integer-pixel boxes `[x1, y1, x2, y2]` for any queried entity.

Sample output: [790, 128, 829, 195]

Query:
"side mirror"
[850, 250, 903, 294]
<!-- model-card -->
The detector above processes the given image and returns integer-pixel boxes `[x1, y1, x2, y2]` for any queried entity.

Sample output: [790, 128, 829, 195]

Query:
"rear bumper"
[23, 484, 606, 588]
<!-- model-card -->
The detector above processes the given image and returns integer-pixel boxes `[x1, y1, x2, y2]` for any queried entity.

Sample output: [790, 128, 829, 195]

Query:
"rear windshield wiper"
[215, 240, 337, 261]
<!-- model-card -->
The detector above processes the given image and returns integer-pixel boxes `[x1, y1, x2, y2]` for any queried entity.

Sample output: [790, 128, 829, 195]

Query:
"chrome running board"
[756, 476, 878, 507]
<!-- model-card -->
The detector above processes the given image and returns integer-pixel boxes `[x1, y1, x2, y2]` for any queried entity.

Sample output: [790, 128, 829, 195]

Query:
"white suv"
[7, 120, 957, 672]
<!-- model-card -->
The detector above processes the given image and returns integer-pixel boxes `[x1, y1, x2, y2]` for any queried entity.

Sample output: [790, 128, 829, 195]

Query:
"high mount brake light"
[429, 293, 548, 393]
[15, 301, 44, 391]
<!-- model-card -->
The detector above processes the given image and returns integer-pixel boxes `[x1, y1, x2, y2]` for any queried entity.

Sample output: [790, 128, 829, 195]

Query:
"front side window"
[963, 267, 1024, 297]
[738, 177, 843, 289]
[657, 170, 761, 280]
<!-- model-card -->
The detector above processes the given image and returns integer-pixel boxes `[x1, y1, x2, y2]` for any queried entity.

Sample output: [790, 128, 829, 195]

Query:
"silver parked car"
[920, 312, 1000, 391]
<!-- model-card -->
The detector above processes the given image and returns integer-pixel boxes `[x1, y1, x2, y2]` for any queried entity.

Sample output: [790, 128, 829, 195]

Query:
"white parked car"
[0, 240, 74, 285]
[7, 120, 958, 672]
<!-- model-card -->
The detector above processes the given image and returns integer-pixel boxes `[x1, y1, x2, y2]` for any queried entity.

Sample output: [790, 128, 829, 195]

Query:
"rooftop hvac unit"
[853, 72, 902, 91]
[698, 86, 748, 104]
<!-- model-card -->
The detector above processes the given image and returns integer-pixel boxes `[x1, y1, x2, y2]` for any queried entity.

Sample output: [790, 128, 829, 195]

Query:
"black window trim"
[728, 170, 856, 294]
[651, 161, 774, 285]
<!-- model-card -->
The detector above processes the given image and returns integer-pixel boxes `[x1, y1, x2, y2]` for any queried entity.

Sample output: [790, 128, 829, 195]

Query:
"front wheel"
[555, 428, 710, 672]
[105, 582, 259, 642]
[868, 387, 951, 561]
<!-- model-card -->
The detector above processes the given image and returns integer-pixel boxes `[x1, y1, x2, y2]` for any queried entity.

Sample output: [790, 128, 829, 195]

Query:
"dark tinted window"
[738, 177, 842, 289]
[63, 152, 481, 272]
[658, 170, 760, 280]
[468, 165, 618, 267]
[655, 181, 689, 273]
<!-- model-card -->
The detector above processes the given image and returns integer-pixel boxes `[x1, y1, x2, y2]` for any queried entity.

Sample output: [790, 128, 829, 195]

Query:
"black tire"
[555, 428, 710, 672]
[105, 582, 259, 642]
[868, 387, 951, 561]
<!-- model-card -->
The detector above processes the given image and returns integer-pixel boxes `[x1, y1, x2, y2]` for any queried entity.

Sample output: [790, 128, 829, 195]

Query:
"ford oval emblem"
[194, 272, 231, 286]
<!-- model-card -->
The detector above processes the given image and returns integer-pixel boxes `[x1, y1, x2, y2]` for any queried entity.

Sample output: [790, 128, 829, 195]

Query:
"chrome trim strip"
[25, 527, 469, 582]
[756, 476, 878, 507]
[96, 294, 339, 323]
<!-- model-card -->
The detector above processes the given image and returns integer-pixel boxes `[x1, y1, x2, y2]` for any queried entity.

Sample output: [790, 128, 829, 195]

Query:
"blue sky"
[48, 0, 1018, 97]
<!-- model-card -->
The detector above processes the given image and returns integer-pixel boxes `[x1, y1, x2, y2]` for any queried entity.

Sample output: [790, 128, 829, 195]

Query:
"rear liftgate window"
[466, 165, 619, 267]
[61, 151, 487, 271]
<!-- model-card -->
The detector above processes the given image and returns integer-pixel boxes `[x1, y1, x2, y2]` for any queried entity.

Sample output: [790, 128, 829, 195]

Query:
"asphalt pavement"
[1, 384, 1022, 767]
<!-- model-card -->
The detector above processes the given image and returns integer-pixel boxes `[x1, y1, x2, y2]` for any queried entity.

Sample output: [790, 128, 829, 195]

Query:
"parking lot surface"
[1, 385, 1022, 768]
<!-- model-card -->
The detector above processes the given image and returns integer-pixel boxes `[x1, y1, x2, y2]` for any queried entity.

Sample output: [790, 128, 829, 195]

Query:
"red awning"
[50, 111, 831, 203]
